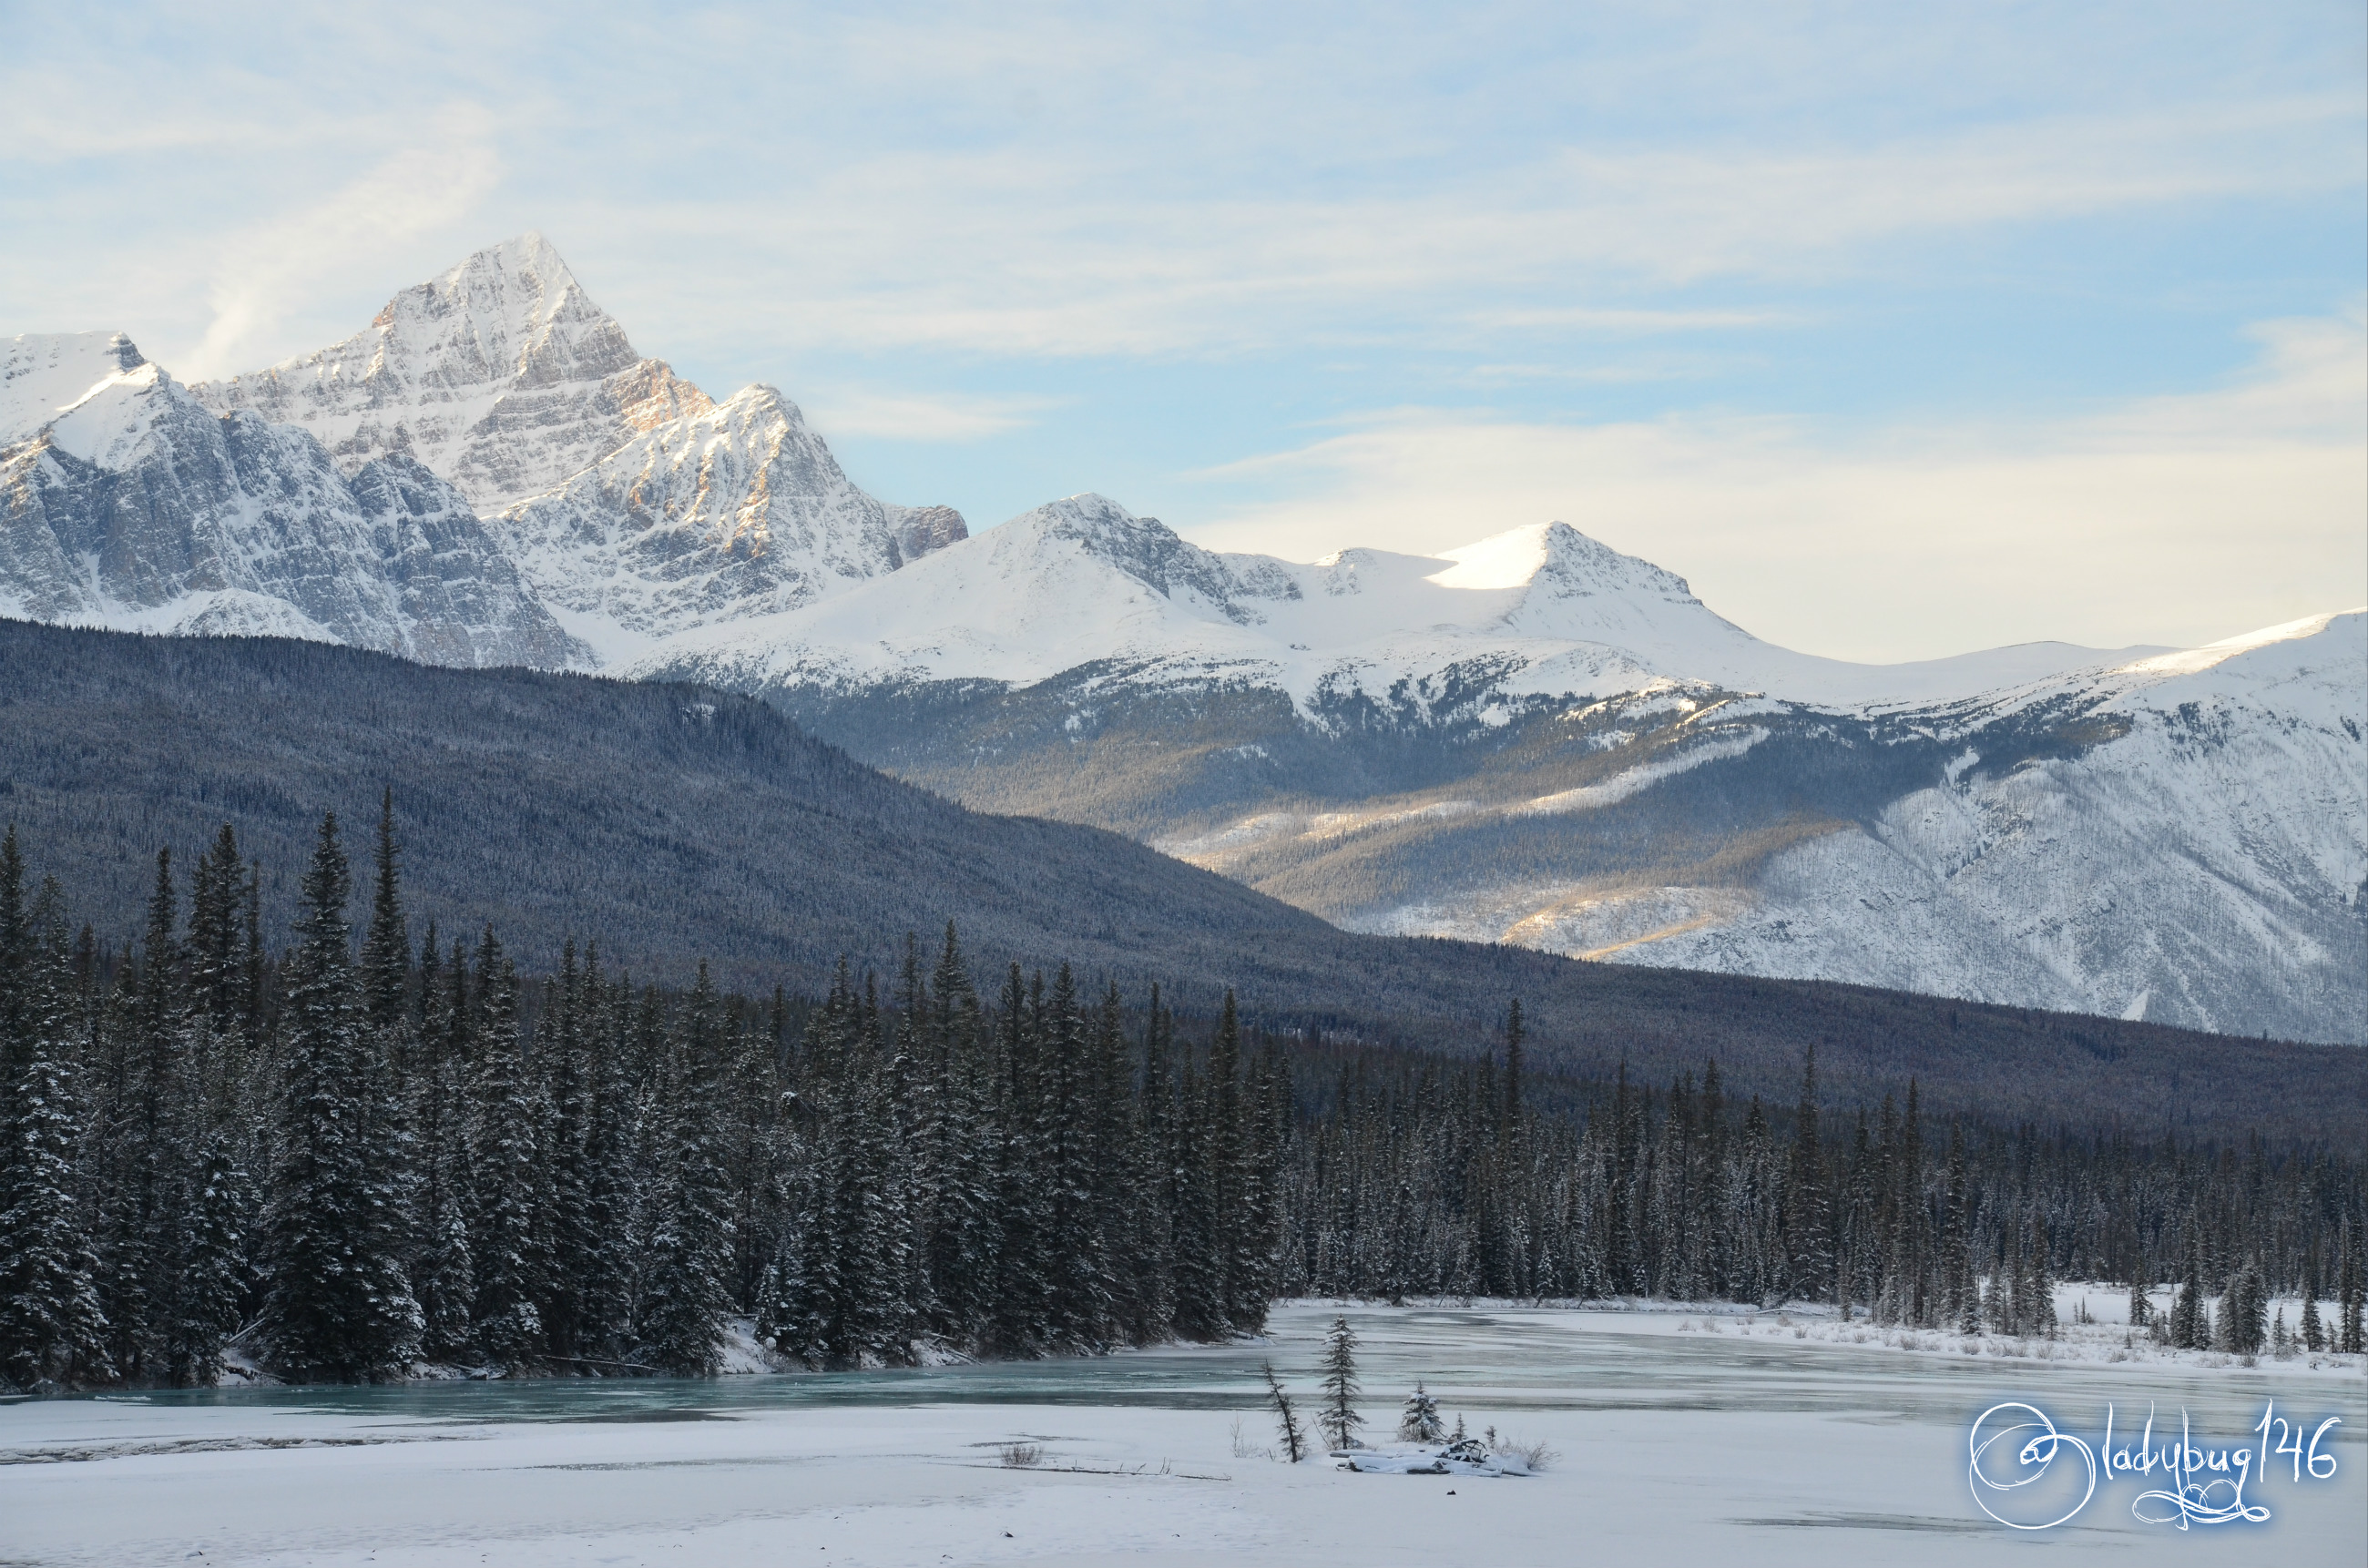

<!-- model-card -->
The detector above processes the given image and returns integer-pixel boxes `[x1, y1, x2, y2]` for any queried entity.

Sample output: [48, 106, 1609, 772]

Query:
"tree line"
[4, 813, 2360, 1392]
[1278, 1022, 2366, 1353]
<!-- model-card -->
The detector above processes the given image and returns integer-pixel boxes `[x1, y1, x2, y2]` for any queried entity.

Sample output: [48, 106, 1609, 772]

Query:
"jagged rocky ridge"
[4, 238, 2361, 1042]
[1, 331, 578, 666]
[5, 236, 971, 672]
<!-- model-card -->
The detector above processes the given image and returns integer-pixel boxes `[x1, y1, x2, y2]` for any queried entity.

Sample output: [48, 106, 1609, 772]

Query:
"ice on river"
[2, 1304, 2360, 1567]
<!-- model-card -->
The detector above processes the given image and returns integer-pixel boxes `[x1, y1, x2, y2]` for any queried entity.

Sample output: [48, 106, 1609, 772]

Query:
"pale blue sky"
[5, 3, 2362, 658]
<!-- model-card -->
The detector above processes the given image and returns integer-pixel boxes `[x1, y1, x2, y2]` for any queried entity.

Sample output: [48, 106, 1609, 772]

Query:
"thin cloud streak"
[797, 390, 1067, 443]
[182, 107, 504, 379]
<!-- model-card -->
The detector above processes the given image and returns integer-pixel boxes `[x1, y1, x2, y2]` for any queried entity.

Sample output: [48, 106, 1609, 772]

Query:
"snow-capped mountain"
[189, 234, 967, 662]
[628, 495, 2361, 1044]
[1, 331, 579, 666]
[7, 238, 967, 669]
[629, 494, 2156, 711]
[188, 233, 713, 513]
[5, 239, 2358, 1042]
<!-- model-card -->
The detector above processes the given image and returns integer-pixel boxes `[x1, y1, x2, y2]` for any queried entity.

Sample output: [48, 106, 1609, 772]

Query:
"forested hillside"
[2, 819, 2356, 1391]
[1, 617, 2359, 1140]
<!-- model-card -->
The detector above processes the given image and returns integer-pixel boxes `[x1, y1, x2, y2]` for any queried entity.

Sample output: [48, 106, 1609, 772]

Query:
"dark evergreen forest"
[4, 617, 2361, 1143]
[2, 811, 2358, 1392]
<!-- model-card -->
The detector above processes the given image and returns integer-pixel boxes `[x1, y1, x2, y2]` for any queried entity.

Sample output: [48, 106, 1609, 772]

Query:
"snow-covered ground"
[1326, 1286, 2368, 1380]
[4, 1303, 2358, 1566]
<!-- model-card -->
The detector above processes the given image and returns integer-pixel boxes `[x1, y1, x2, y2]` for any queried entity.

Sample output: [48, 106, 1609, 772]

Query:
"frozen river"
[3, 1304, 2360, 1566]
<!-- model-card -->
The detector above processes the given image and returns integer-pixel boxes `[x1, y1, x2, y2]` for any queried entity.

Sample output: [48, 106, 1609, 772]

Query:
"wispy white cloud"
[181, 105, 503, 379]
[601, 92, 2360, 363]
[1179, 308, 2368, 659]
[797, 389, 1065, 443]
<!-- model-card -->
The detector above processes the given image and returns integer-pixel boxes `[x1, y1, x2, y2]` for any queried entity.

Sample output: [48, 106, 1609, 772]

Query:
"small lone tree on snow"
[1260, 1359, 1305, 1462]
[1319, 1314, 1363, 1451]
[1397, 1381, 1444, 1443]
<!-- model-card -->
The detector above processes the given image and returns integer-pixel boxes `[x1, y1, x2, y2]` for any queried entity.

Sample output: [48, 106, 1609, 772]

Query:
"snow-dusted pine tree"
[468, 931, 543, 1369]
[1397, 1380, 1444, 1442]
[1261, 1359, 1306, 1462]
[632, 963, 732, 1376]
[2336, 1234, 2363, 1354]
[0, 880, 114, 1390]
[261, 814, 423, 1381]
[162, 1125, 245, 1386]
[1319, 1313, 1363, 1451]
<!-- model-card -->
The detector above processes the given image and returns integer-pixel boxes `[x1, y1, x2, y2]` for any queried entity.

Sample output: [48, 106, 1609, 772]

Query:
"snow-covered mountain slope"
[1, 331, 154, 447]
[189, 234, 715, 513]
[1338, 611, 2366, 1043]
[1, 332, 581, 667]
[182, 235, 967, 662]
[624, 493, 1301, 690]
[631, 494, 2162, 711]
[631, 495, 2357, 1042]
[485, 383, 942, 664]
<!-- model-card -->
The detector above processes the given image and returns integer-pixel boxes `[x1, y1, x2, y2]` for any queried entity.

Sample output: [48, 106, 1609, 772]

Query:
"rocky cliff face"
[2, 332, 581, 667]
[885, 503, 970, 561]
[484, 384, 924, 661]
[188, 233, 714, 513]
[180, 236, 967, 662]
[9, 238, 971, 670]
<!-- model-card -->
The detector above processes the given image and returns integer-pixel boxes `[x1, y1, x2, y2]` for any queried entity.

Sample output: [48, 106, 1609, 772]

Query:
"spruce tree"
[1038, 963, 1109, 1348]
[633, 963, 733, 1375]
[542, 942, 602, 1362]
[359, 791, 409, 1035]
[187, 826, 246, 1035]
[413, 933, 475, 1359]
[2340, 1235, 2363, 1354]
[573, 947, 638, 1362]
[1318, 1313, 1363, 1451]
[2169, 1235, 2204, 1349]
[1128, 989, 1179, 1336]
[0, 883, 114, 1390]
[2028, 1215, 2057, 1339]
[261, 814, 423, 1381]
[468, 930, 544, 1369]
[986, 964, 1050, 1354]
[1261, 1359, 1306, 1462]
[94, 849, 185, 1381]
[2225, 1257, 2267, 1355]
[1169, 1054, 1224, 1339]
[1783, 1046, 1831, 1304]
[1205, 993, 1248, 1325]
[917, 926, 995, 1340]
[163, 1127, 245, 1386]
[1397, 1380, 1444, 1442]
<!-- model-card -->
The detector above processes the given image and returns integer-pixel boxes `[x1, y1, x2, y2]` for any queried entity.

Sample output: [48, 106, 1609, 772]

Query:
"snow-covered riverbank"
[1281, 1285, 2365, 1380]
[5, 1304, 2360, 1567]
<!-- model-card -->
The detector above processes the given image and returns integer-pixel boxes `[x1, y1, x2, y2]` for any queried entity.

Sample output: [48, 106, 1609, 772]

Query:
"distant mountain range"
[5, 235, 2361, 1042]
